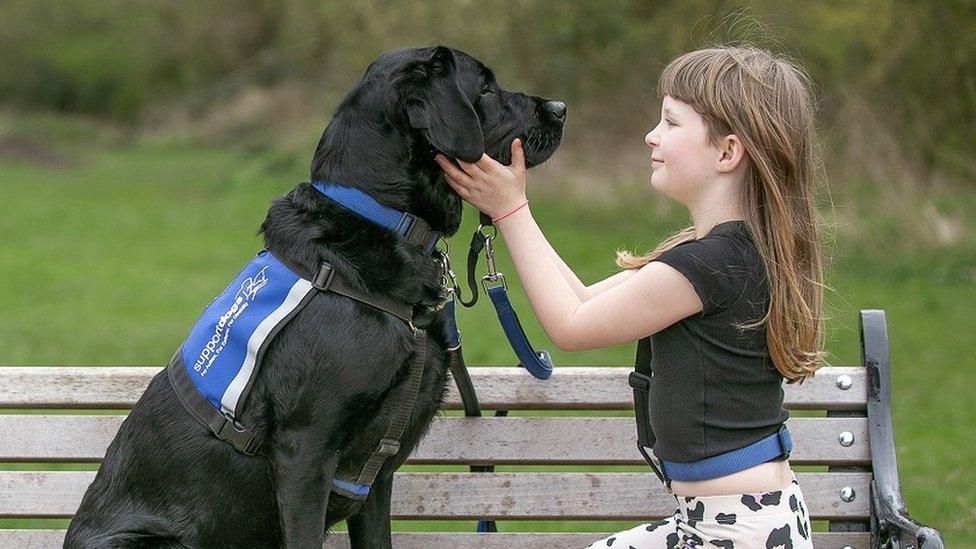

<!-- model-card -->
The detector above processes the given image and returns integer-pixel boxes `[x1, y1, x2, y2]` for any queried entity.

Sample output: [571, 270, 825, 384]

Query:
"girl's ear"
[716, 134, 747, 173]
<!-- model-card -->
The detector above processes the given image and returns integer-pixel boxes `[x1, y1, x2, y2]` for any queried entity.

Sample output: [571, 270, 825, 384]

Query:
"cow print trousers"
[585, 473, 813, 548]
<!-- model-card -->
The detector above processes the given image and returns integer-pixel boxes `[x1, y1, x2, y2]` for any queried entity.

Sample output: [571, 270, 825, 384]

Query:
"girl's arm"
[436, 140, 700, 351]
[494, 205, 702, 351]
[543, 238, 635, 301]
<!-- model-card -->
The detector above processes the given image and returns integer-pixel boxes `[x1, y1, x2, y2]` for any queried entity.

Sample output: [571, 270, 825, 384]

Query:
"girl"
[435, 45, 826, 548]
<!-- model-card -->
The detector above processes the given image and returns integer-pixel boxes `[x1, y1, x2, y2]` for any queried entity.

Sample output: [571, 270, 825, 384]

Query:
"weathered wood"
[0, 529, 871, 548]
[0, 471, 870, 520]
[0, 415, 869, 465]
[0, 366, 866, 410]
[323, 532, 871, 549]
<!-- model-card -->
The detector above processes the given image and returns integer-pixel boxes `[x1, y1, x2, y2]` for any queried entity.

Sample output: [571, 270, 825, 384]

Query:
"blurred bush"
[1, 0, 973, 182]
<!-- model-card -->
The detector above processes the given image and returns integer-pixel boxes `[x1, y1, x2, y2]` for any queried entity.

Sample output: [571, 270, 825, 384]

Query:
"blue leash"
[460, 214, 555, 380]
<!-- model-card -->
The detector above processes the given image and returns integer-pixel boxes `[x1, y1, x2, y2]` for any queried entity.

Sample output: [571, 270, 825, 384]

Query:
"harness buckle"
[396, 212, 431, 248]
[216, 411, 259, 456]
[777, 424, 793, 460]
[375, 438, 401, 457]
[628, 371, 651, 392]
[394, 212, 415, 237]
[313, 262, 336, 291]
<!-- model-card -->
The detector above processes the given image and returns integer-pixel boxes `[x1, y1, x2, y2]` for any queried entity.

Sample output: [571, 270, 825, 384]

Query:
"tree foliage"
[1, 0, 973, 180]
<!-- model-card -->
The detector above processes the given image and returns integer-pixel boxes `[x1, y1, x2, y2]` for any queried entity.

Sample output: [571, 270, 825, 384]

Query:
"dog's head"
[309, 46, 564, 235]
[385, 45, 565, 166]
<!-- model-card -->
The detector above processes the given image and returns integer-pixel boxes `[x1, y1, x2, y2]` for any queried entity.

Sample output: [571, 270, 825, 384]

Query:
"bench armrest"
[871, 480, 944, 548]
[860, 310, 945, 548]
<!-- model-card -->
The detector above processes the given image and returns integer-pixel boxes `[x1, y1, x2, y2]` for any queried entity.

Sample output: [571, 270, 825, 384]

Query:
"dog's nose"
[544, 101, 566, 121]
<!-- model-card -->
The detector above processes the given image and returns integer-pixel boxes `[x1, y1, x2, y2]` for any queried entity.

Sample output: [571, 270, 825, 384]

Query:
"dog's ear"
[401, 46, 484, 162]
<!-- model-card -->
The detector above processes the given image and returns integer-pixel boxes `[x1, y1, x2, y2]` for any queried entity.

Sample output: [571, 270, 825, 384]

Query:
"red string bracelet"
[491, 200, 529, 222]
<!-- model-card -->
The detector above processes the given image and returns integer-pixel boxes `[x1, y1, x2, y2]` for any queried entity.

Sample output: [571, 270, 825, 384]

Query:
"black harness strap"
[353, 325, 427, 487]
[167, 350, 262, 455]
[308, 261, 414, 324]
[629, 336, 668, 487]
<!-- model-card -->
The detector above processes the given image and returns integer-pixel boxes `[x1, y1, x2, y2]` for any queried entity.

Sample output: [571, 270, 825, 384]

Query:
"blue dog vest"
[178, 249, 317, 420]
[166, 182, 437, 502]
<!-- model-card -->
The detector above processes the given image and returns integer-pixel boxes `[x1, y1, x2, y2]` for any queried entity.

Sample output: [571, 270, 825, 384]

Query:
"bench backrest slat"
[0, 415, 869, 465]
[0, 366, 866, 410]
[0, 471, 870, 520]
[0, 530, 870, 548]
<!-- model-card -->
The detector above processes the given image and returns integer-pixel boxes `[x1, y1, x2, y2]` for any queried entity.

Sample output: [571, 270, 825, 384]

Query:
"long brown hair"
[617, 46, 829, 383]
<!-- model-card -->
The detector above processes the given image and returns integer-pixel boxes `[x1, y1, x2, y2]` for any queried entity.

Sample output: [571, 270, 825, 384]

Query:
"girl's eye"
[665, 118, 677, 127]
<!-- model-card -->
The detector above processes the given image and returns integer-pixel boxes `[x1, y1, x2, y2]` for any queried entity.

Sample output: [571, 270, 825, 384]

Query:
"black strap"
[315, 265, 413, 324]
[629, 336, 668, 485]
[280, 254, 414, 324]
[459, 227, 485, 307]
[447, 348, 482, 417]
[458, 211, 493, 308]
[351, 326, 427, 487]
[167, 351, 263, 456]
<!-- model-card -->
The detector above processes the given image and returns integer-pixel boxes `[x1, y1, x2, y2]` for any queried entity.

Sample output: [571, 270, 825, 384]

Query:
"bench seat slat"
[0, 366, 866, 410]
[0, 415, 869, 465]
[0, 530, 871, 548]
[0, 471, 870, 520]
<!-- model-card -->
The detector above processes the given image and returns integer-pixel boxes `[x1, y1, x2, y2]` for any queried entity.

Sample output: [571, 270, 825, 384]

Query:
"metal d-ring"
[482, 272, 507, 293]
[436, 237, 461, 294]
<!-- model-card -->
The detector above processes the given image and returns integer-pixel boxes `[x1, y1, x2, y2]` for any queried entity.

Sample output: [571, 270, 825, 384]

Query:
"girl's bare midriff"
[670, 459, 793, 497]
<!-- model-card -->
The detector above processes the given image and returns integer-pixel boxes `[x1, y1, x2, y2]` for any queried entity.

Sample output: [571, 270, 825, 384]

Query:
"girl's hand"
[435, 139, 527, 218]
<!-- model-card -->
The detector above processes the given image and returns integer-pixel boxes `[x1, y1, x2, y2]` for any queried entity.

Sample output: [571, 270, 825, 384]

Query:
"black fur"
[64, 46, 564, 549]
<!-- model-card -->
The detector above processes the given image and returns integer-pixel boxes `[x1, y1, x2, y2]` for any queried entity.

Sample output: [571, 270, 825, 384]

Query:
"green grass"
[1, 118, 974, 544]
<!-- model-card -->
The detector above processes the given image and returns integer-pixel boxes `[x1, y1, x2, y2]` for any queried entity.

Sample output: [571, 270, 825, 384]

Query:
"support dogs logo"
[193, 266, 269, 377]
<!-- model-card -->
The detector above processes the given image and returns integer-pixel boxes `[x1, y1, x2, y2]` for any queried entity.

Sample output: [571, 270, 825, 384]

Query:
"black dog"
[64, 45, 564, 548]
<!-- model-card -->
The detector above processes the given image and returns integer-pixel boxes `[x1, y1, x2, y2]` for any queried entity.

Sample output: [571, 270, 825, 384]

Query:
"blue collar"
[311, 181, 440, 252]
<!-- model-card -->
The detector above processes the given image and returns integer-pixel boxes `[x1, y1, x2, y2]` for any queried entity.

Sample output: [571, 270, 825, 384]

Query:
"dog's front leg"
[272, 441, 338, 549]
[346, 472, 394, 549]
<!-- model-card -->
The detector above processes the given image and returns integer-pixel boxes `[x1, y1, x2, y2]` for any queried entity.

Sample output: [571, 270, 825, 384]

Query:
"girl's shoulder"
[652, 221, 764, 316]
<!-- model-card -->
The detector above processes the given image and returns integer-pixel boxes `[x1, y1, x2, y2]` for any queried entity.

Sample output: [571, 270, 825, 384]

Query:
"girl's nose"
[645, 131, 658, 147]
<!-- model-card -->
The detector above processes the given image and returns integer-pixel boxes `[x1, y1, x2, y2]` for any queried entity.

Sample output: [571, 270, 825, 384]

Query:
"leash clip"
[480, 225, 506, 291]
[437, 238, 461, 293]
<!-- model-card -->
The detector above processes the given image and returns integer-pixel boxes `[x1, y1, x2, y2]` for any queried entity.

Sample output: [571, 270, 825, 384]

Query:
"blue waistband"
[661, 425, 792, 482]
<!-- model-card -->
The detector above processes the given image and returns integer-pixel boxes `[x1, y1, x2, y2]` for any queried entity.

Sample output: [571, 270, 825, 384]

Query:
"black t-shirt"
[645, 219, 788, 463]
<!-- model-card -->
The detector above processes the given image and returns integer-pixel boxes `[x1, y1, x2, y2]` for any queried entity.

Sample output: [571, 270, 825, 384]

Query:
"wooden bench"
[0, 309, 943, 548]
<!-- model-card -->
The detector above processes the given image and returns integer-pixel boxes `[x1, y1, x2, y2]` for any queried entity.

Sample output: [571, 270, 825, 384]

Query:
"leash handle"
[485, 283, 554, 380]
[476, 211, 555, 380]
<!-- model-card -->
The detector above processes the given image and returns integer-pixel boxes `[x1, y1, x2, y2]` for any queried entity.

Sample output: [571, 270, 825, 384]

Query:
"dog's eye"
[479, 88, 494, 97]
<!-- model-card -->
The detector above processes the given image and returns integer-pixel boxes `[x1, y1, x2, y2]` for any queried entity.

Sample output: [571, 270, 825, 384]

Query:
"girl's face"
[644, 95, 718, 205]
